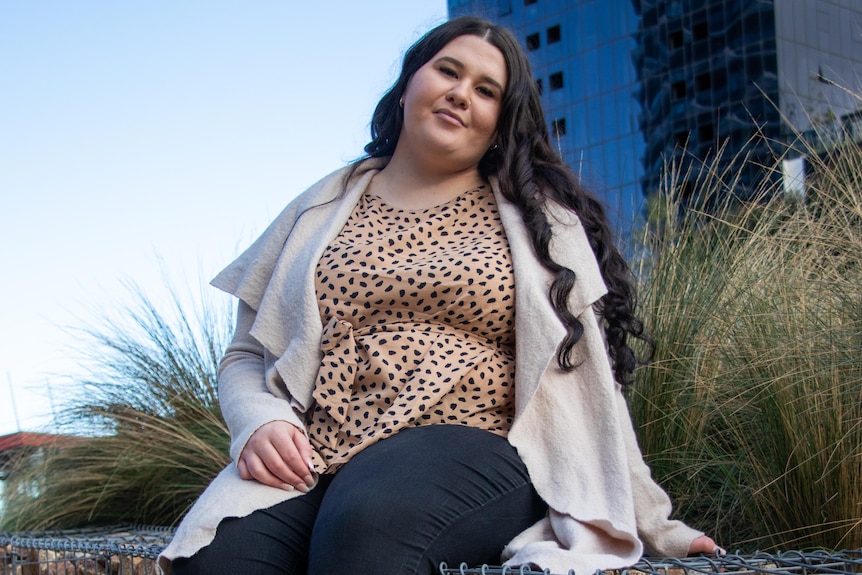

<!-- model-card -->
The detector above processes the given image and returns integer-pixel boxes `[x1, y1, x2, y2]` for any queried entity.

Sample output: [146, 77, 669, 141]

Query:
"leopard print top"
[306, 185, 516, 473]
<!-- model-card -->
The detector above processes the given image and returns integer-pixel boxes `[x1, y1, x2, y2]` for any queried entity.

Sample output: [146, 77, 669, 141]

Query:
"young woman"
[160, 16, 719, 575]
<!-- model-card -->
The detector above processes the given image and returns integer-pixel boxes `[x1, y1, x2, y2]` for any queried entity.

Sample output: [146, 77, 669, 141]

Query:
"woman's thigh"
[308, 425, 547, 575]
[171, 475, 334, 575]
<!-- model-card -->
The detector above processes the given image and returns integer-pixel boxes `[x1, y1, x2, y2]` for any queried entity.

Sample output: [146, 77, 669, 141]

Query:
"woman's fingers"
[291, 427, 316, 473]
[246, 439, 307, 490]
[688, 534, 725, 556]
[237, 458, 250, 480]
[267, 424, 315, 487]
[239, 449, 297, 490]
[239, 421, 316, 491]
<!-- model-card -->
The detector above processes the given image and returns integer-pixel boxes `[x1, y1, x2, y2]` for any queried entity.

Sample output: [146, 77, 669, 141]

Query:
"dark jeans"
[172, 425, 547, 575]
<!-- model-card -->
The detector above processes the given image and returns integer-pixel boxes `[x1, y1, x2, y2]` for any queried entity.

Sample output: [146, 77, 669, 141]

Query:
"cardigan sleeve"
[218, 300, 309, 462]
[586, 297, 702, 556]
[615, 391, 703, 556]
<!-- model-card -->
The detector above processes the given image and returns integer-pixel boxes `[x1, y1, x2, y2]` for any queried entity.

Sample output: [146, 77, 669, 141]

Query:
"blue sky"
[0, 1, 448, 434]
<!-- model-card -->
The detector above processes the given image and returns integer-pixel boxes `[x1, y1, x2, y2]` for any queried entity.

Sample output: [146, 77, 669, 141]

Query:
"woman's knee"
[307, 426, 546, 574]
[172, 479, 332, 575]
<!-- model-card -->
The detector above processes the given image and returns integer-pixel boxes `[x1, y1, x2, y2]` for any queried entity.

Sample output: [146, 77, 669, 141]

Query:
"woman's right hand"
[237, 420, 316, 492]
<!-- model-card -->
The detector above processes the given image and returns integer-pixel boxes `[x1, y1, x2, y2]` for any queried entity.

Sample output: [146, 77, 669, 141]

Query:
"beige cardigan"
[158, 159, 701, 574]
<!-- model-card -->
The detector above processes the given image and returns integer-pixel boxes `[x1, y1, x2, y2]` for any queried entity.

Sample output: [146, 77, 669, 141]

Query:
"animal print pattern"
[305, 185, 517, 473]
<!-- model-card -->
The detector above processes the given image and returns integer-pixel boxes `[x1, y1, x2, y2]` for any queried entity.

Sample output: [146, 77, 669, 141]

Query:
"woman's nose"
[446, 83, 469, 108]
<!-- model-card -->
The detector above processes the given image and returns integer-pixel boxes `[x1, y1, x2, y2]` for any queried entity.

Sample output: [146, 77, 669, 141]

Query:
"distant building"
[0, 432, 77, 519]
[448, 0, 862, 236]
[0, 432, 65, 479]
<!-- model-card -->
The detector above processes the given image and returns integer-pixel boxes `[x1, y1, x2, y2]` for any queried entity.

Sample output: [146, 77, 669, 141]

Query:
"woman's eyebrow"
[434, 55, 505, 92]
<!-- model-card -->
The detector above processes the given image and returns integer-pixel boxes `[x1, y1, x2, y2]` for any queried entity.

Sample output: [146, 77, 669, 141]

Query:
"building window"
[549, 71, 564, 90]
[673, 131, 688, 147]
[695, 73, 711, 91]
[671, 80, 687, 100]
[732, 128, 753, 146]
[693, 21, 708, 40]
[547, 25, 561, 44]
[536, 78, 543, 95]
[552, 118, 567, 137]
[698, 123, 715, 143]
[668, 29, 683, 49]
[643, 7, 658, 26]
[712, 68, 727, 94]
[746, 55, 763, 78]
[526, 32, 540, 51]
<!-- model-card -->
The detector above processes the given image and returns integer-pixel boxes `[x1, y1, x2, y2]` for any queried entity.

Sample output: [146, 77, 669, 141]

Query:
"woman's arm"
[615, 391, 721, 556]
[218, 300, 314, 491]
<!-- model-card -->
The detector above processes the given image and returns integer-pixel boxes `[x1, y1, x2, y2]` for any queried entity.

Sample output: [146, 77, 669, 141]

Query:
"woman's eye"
[477, 86, 495, 98]
[439, 66, 458, 77]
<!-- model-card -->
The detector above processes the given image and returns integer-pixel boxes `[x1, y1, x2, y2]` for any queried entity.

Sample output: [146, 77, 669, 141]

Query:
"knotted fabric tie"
[313, 316, 363, 425]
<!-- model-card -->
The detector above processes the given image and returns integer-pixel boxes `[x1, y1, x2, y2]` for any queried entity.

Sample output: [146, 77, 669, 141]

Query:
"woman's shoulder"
[210, 158, 387, 304]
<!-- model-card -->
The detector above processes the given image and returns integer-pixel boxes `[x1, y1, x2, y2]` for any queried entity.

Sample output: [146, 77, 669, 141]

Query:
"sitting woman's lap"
[172, 424, 547, 575]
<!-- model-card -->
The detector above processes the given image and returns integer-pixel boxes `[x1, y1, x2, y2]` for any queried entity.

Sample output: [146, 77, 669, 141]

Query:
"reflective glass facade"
[450, 0, 644, 235]
[448, 0, 862, 236]
[773, 1, 862, 144]
[635, 0, 783, 203]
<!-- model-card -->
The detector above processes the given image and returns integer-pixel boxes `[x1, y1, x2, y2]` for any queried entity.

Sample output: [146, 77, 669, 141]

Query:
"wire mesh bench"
[2, 525, 860, 575]
[441, 550, 862, 575]
[1, 525, 172, 574]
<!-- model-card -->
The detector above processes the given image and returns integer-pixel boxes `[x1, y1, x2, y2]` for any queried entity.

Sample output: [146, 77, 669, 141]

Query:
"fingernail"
[306, 457, 314, 470]
[715, 546, 726, 555]
[280, 483, 294, 492]
[296, 483, 310, 493]
[303, 475, 314, 486]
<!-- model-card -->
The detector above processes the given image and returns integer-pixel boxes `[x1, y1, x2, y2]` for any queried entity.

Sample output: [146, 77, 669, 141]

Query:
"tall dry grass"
[631, 130, 862, 551]
[0, 284, 232, 530]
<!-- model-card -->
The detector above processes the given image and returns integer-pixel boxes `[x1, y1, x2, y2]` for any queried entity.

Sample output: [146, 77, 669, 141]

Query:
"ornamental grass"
[0, 283, 232, 530]
[631, 117, 862, 551]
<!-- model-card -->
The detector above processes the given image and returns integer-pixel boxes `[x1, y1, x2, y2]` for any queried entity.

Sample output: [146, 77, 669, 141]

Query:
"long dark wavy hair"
[356, 16, 650, 386]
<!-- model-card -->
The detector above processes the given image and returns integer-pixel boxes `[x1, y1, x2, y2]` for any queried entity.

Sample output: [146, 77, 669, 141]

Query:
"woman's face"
[399, 34, 507, 172]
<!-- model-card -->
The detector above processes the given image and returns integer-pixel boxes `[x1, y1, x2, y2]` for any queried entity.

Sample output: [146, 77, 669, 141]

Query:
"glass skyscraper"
[448, 0, 862, 236]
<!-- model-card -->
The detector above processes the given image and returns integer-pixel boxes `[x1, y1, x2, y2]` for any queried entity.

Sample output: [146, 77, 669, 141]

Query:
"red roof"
[0, 431, 76, 452]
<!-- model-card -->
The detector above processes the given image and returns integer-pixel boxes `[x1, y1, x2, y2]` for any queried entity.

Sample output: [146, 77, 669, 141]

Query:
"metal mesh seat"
[1, 525, 172, 574]
[3, 525, 860, 575]
[440, 550, 862, 575]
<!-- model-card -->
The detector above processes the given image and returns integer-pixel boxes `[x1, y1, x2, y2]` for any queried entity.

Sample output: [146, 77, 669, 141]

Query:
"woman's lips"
[434, 109, 466, 127]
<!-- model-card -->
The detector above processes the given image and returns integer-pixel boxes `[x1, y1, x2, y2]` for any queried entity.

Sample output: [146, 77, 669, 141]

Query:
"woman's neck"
[369, 152, 486, 211]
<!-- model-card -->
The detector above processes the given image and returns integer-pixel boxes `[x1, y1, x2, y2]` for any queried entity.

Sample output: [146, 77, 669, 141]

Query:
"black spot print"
[305, 186, 516, 474]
